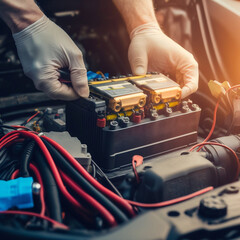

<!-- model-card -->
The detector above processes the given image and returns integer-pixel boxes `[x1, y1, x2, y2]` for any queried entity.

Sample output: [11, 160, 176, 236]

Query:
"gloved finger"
[70, 68, 89, 98]
[68, 50, 89, 98]
[128, 40, 148, 75]
[177, 55, 199, 99]
[26, 67, 79, 100]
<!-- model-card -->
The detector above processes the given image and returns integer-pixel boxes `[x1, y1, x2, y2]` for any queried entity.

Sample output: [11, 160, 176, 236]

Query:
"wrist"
[130, 22, 162, 40]
[126, 17, 159, 35]
[0, 0, 43, 33]
[113, 0, 159, 35]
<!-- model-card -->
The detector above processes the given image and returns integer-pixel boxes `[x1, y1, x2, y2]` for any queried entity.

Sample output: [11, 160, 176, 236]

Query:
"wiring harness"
[0, 126, 215, 231]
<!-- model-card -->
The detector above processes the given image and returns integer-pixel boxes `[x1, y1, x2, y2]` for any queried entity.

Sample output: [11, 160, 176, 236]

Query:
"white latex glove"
[13, 15, 89, 100]
[128, 23, 199, 99]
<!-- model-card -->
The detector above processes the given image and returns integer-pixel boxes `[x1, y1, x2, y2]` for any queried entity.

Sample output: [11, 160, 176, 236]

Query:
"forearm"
[0, 0, 43, 33]
[113, 0, 158, 34]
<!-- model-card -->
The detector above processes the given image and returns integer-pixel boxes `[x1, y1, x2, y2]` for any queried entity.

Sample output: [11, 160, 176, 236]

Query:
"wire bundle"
[0, 125, 215, 231]
[0, 129, 135, 229]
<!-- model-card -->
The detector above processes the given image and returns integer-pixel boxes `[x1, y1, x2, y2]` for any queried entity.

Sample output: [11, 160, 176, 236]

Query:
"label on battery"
[91, 81, 142, 98]
[134, 77, 179, 90]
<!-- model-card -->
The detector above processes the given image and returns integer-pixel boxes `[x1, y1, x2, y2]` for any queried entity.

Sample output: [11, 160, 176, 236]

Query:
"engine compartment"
[0, 76, 239, 239]
[0, 0, 240, 239]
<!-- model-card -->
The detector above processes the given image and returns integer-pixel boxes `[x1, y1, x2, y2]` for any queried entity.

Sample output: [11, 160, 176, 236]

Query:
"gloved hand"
[128, 22, 199, 99]
[13, 15, 89, 100]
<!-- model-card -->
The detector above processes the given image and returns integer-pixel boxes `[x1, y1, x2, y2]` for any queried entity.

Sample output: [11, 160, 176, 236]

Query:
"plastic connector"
[0, 177, 34, 211]
[208, 80, 231, 99]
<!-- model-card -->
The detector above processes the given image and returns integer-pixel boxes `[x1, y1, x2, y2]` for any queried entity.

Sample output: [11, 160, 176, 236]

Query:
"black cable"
[92, 160, 123, 198]
[0, 146, 19, 180]
[0, 125, 32, 131]
[91, 162, 96, 179]
[42, 138, 128, 224]
[34, 147, 62, 223]
[19, 140, 35, 177]
[0, 125, 20, 130]
[35, 110, 47, 124]
[0, 162, 18, 180]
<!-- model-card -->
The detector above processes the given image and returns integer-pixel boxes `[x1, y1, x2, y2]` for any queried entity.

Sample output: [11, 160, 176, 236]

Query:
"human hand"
[128, 23, 199, 99]
[13, 16, 89, 100]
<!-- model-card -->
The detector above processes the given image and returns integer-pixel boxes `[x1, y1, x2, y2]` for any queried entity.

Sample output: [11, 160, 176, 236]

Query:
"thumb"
[70, 67, 89, 98]
[69, 50, 89, 98]
[128, 41, 148, 75]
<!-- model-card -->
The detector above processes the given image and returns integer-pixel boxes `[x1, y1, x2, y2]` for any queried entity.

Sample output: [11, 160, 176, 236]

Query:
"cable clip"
[38, 132, 45, 137]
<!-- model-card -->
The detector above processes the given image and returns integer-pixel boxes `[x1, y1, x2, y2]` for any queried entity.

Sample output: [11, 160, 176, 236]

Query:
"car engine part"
[0, 0, 240, 239]
[66, 74, 200, 171]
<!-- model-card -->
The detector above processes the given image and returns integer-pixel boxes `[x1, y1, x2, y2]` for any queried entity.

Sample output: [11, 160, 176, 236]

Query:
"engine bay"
[0, 72, 240, 239]
[1, 0, 240, 239]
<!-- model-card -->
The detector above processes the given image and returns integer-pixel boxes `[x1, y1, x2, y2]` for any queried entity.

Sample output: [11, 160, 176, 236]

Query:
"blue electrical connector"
[87, 71, 109, 80]
[0, 177, 34, 211]
[59, 68, 109, 82]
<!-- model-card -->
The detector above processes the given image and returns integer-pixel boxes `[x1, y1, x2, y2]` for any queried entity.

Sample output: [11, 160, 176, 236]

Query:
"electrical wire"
[1, 130, 126, 226]
[10, 169, 18, 179]
[1, 130, 131, 226]
[200, 98, 221, 144]
[190, 84, 240, 152]
[0, 211, 69, 230]
[0, 125, 22, 131]
[19, 140, 35, 177]
[0, 126, 218, 229]
[60, 170, 117, 227]
[21, 111, 41, 126]
[0, 147, 19, 180]
[0, 131, 20, 144]
[41, 135, 135, 217]
[10, 164, 46, 216]
[127, 186, 213, 208]
[92, 159, 123, 198]
[34, 147, 62, 222]
[11, 130, 91, 222]
[132, 158, 140, 184]
[29, 164, 46, 216]
[42, 139, 127, 224]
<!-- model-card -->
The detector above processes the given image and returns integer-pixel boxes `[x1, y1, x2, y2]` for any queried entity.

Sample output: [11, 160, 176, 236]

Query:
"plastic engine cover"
[135, 152, 219, 203]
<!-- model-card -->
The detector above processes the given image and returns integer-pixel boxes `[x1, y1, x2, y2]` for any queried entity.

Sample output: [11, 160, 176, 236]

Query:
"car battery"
[66, 96, 201, 171]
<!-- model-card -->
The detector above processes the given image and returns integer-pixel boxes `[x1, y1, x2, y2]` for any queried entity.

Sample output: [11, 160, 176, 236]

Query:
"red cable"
[127, 186, 213, 208]
[10, 169, 19, 180]
[10, 125, 29, 129]
[0, 135, 20, 149]
[60, 170, 117, 227]
[11, 130, 91, 221]
[0, 132, 20, 145]
[201, 98, 220, 144]
[25, 111, 40, 124]
[0, 211, 68, 230]
[190, 84, 240, 152]
[29, 164, 46, 216]
[10, 165, 46, 216]
[42, 135, 135, 217]
[190, 142, 240, 180]
[132, 160, 140, 184]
